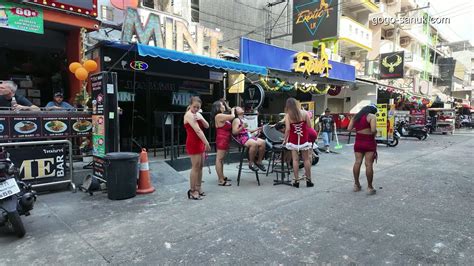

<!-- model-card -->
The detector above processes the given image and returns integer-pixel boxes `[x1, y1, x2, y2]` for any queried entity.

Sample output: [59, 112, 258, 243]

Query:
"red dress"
[216, 121, 232, 150]
[184, 120, 205, 155]
[286, 120, 312, 151]
[353, 114, 377, 153]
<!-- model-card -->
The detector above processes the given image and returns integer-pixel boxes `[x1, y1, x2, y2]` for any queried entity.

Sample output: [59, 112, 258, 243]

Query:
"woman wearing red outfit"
[283, 98, 314, 188]
[347, 105, 378, 195]
[211, 100, 234, 186]
[184, 96, 211, 200]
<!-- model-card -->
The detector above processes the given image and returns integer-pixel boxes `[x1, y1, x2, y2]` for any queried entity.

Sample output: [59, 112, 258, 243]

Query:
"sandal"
[249, 164, 259, 172]
[199, 192, 206, 196]
[353, 184, 362, 192]
[367, 188, 376, 195]
[218, 181, 232, 186]
[224, 177, 232, 182]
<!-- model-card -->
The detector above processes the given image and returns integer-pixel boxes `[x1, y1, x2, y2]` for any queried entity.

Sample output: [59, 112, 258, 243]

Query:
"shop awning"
[137, 44, 267, 75]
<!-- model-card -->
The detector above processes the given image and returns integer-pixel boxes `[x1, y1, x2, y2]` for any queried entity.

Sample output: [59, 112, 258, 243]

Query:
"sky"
[419, 0, 474, 45]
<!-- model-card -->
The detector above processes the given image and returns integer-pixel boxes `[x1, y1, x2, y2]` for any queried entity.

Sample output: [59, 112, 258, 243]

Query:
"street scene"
[0, 0, 473, 264]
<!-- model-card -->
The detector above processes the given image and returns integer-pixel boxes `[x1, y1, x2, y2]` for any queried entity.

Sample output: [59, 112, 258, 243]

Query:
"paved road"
[0, 131, 472, 264]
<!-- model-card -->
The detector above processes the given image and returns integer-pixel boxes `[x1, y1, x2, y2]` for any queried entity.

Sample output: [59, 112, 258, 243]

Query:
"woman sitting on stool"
[232, 107, 266, 172]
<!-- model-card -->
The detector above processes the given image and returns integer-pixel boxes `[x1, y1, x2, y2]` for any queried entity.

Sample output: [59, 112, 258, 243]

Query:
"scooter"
[396, 120, 428, 140]
[0, 149, 36, 238]
[376, 132, 400, 147]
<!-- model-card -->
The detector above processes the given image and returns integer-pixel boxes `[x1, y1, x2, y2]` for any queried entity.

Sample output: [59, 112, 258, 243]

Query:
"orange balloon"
[69, 62, 82, 74]
[83, 60, 98, 72]
[75, 67, 89, 81]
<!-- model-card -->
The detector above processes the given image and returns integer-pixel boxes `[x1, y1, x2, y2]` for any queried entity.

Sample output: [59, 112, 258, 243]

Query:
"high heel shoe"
[306, 180, 314, 187]
[292, 181, 299, 188]
[187, 190, 202, 200]
[187, 190, 191, 199]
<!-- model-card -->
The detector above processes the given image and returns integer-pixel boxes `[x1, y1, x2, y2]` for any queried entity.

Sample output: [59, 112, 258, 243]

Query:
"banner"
[376, 104, 388, 141]
[0, 2, 43, 34]
[292, 0, 339, 44]
[387, 104, 395, 141]
[8, 146, 67, 182]
[379, 51, 404, 79]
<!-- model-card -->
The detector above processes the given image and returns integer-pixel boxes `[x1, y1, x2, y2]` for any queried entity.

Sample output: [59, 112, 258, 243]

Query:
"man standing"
[319, 108, 334, 153]
[0, 80, 40, 111]
[45, 92, 74, 110]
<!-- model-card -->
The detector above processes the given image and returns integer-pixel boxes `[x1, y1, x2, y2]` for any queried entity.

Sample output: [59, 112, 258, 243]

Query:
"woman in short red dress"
[347, 105, 378, 195]
[284, 98, 314, 188]
[184, 96, 211, 200]
[211, 100, 235, 186]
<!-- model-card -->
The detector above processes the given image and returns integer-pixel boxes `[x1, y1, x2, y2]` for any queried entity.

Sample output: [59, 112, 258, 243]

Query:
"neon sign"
[130, 61, 149, 71]
[292, 43, 332, 78]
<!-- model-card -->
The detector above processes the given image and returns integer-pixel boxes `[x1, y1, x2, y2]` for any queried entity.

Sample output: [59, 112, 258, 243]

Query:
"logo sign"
[379, 51, 404, 79]
[292, 0, 339, 44]
[0, 2, 43, 34]
[130, 61, 149, 71]
[242, 84, 265, 110]
[8, 146, 67, 181]
[293, 43, 332, 78]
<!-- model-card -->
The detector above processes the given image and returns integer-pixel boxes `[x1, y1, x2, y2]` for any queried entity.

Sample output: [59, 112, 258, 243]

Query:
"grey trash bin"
[104, 152, 139, 200]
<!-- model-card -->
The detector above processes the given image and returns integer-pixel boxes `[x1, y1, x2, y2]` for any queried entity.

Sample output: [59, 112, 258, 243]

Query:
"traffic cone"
[137, 148, 155, 194]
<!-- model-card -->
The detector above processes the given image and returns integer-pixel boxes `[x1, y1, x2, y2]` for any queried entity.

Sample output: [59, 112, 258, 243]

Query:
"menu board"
[0, 113, 92, 141]
[0, 117, 10, 140]
[11, 117, 41, 139]
[91, 73, 106, 158]
[42, 117, 70, 137]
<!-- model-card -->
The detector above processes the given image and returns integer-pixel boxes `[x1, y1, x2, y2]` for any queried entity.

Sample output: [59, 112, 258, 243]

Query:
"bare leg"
[353, 152, 364, 191]
[301, 150, 311, 181]
[189, 154, 202, 198]
[245, 140, 258, 165]
[197, 154, 204, 194]
[215, 149, 227, 183]
[291, 150, 300, 183]
[364, 152, 375, 193]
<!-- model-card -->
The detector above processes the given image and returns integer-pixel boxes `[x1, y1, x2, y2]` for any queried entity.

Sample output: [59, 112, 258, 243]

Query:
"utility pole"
[264, 0, 288, 44]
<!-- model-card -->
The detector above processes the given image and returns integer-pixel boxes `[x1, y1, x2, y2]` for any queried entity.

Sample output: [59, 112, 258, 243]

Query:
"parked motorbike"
[0, 149, 36, 238]
[396, 121, 428, 140]
[376, 132, 400, 147]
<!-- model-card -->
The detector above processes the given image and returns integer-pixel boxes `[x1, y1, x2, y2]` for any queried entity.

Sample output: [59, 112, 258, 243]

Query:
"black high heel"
[292, 181, 299, 188]
[306, 181, 314, 187]
[187, 190, 191, 199]
[187, 190, 202, 200]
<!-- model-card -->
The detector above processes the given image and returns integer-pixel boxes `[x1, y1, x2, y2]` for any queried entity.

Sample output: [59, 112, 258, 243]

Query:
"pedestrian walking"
[319, 108, 334, 153]
[211, 100, 234, 186]
[184, 96, 211, 200]
[347, 104, 378, 195]
[283, 98, 314, 188]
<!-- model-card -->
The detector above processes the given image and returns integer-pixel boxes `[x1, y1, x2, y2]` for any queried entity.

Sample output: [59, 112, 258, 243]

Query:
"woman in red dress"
[347, 105, 378, 195]
[283, 98, 314, 188]
[211, 100, 234, 186]
[184, 97, 211, 200]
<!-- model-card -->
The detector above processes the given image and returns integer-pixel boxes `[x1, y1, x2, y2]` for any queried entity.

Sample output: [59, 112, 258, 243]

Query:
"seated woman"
[232, 107, 266, 172]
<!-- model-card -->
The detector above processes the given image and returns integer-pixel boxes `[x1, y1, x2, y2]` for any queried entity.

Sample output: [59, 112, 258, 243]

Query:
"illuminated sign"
[130, 61, 149, 71]
[26, 0, 98, 17]
[292, 0, 339, 44]
[121, 8, 223, 57]
[292, 43, 332, 77]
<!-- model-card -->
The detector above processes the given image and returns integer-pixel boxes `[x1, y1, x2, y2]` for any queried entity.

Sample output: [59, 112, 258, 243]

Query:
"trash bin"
[104, 152, 139, 200]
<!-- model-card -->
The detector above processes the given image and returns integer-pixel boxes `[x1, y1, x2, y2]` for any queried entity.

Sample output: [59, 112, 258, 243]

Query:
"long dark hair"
[354, 105, 378, 122]
[210, 100, 223, 125]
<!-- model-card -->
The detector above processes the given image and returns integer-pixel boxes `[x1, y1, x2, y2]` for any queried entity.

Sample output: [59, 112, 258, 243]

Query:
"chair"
[231, 135, 260, 186]
[261, 124, 291, 185]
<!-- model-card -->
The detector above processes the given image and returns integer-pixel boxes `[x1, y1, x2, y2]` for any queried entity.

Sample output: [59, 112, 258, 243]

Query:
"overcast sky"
[419, 0, 474, 44]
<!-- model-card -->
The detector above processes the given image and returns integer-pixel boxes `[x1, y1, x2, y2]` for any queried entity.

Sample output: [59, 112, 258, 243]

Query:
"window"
[101, 5, 113, 21]
[191, 0, 199, 22]
[142, 0, 154, 9]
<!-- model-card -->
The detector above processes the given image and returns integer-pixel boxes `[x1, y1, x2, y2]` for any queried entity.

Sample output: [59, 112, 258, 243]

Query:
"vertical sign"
[376, 104, 388, 141]
[387, 104, 395, 141]
[90, 72, 119, 180]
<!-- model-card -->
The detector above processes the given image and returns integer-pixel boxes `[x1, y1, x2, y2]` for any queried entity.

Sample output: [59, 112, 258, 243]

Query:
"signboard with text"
[0, 2, 43, 34]
[292, 0, 339, 44]
[379, 51, 404, 79]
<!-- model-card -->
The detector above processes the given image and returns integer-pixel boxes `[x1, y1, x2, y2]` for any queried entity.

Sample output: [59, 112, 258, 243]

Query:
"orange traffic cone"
[137, 148, 155, 194]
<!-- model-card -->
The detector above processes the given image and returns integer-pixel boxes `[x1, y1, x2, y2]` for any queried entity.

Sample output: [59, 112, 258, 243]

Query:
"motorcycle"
[0, 149, 36, 238]
[376, 132, 400, 147]
[396, 121, 428, 140]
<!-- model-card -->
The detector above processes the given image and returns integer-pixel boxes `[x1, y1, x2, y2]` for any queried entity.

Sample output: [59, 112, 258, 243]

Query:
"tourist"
[45, 92, 75, 110]
[232, 107, 266, 172]
[0, 80, 40, 111]
[283, 98, 314, 188]
[211, 100, 234, 186]
[318, 108, 334, 153]
[183, 96, 211, 200]
[347, 104, 378, 195]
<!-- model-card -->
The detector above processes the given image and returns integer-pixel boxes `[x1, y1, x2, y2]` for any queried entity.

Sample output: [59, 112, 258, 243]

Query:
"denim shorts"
[321, 132, 331, 146]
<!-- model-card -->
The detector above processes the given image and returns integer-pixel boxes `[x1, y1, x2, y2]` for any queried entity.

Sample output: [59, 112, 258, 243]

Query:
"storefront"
[87, 42, 266, 151]
[0, 1, 99, 105]
[239, 38, 356, 125]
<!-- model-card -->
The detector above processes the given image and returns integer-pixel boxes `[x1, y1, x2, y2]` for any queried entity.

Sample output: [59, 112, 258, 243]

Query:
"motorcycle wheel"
[388, 138, 399, 147]
[7, 211, 25, 238]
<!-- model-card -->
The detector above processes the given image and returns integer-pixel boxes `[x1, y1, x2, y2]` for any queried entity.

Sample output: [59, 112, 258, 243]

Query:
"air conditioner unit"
[400, 37, 411, 47]
[350, 51, 360, 57]
[385, 29, 395, 39]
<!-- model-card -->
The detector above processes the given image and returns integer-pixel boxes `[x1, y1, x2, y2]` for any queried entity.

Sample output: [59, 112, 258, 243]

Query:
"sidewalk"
[0, 132, 472, 264]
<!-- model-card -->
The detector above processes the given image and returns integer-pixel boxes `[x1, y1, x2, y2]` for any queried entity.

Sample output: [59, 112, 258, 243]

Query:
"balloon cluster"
[68, 60, 98, 81]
